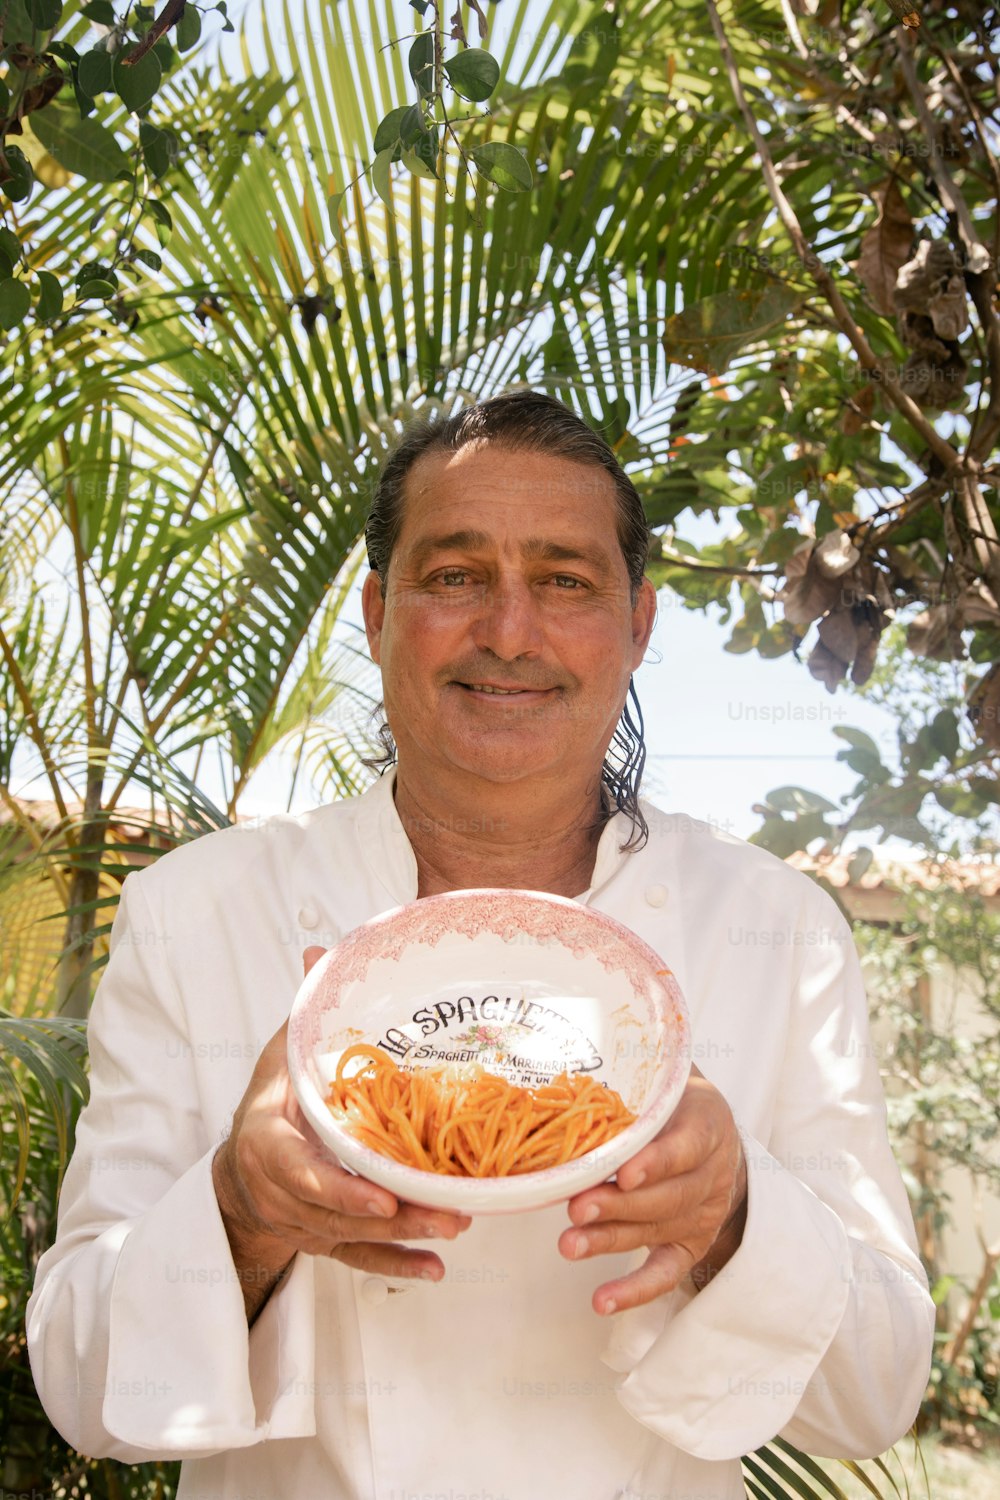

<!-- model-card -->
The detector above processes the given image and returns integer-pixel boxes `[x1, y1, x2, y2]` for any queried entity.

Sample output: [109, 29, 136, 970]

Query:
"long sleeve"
[25, 873, 318, 1461]
[605, 879, 935, 1462]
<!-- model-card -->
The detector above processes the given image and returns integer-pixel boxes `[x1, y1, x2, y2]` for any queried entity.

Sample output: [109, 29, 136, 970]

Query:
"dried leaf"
[855, 179, 913, 316]
[778, 556, 841, 627]
[841, 382, 875, 435]
[818, 609, 861, 665]
[467, 0, 489, 41]
[967, 662, 1000, 751]
[884, 0, 921, 27]
[814, 530, 860, 580]
[851, 628, 880, 685]
[899, 348, 967, 412]
[808, 640, 849, 693]
[907, 605, 966, 661]
[894, 240, 969, 340]
[662, 285, 802, 376]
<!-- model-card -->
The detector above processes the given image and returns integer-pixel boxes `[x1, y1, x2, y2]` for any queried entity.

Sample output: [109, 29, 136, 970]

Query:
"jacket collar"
[356, 767, 632, 908]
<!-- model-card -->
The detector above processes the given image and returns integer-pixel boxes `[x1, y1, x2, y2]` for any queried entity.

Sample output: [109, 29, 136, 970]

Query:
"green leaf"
[373, 105, 411, 155]
[765, 786, 839, 816]
[177, 5, 202, 50]
[0, 0, 33, 44]
[0, 247, 13, 281]
[402, 126, 438, 179]
[559, 14, 618, 90]
[0, 78, 8, 116]
[76, 260, 118, 293]
[328, 189, 346, 241]
[139, 122, 174, 178]
[371, 147, 393, 208]
[29, 104, 130, 181]
[73, 66, 96, 117]
[444, 47, 499, 103]
[933, 784, 989, 818]
[663, 286, 803, 375]
[401, 145, 434, 180]
[928, 708, 960, 762]
[27, 0, 62, 28]
[0, 145, 34, 203]
[152, 36, 175, 70]
[78, 47, 113, 97]
[143, 197, 173, 243]
[470, 140, 532, 192]
[398, 103, 427, 147]
[77, 278, 118, 300]
[0, 228, 19, 263]
[931, 1273, 956, 1306]
[80, 0, 116, 19]
[847, 846, 874, 882]
[0, 277, 31, 330]
[832, 726, 882, 757]
[113, 46, 162, 113]
[223, 439, 253, 495]
[35, 268, 63, 320]
[132, 247, 162, 271]
[408, 32, 435, 97]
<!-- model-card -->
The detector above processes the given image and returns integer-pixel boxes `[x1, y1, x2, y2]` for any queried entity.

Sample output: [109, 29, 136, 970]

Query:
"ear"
[630, 577, 657, 668]
[362, 570, 386, 664]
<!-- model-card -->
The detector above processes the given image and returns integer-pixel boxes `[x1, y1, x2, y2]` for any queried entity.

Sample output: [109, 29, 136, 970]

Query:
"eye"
[436, 569, 470, 586]
[550, 574, 585, 589]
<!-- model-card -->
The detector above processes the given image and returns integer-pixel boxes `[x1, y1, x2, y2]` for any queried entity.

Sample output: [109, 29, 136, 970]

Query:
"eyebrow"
[406, 530, 615, 575]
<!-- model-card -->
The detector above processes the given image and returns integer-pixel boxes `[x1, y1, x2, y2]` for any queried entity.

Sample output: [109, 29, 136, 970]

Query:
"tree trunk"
[55, 772, 106, 1019]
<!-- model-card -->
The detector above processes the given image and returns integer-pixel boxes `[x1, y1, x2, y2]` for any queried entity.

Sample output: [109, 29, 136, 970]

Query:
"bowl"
[287, 888, 690, 1214]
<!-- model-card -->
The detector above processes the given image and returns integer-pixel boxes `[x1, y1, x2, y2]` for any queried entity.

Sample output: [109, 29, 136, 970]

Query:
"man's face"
[362, 443, 656, 791]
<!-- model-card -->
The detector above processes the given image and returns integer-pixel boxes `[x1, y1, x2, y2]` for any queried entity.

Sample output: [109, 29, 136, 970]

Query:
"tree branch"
[954, 471, 1000, 612]
[705, 0, 961, 474]
[896, 38, 991, 275]
[0, 622, 72, 829]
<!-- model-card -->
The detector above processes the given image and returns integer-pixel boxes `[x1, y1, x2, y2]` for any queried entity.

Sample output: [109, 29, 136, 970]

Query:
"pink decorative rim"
[287, 888, 691, 1206]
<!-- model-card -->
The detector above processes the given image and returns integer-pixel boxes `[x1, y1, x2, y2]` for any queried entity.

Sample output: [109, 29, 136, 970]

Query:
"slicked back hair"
[363, 390, 652, 849]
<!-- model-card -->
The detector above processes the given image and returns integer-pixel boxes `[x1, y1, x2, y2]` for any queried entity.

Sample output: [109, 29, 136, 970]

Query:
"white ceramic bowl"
[287, 888, 690, 1214]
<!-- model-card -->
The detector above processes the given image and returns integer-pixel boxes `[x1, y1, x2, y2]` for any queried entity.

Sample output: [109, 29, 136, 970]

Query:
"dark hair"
[363, 389, 652, 850]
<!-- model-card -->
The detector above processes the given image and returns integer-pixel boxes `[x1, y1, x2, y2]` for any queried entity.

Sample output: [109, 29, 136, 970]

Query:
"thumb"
[303, 944, 327, 977]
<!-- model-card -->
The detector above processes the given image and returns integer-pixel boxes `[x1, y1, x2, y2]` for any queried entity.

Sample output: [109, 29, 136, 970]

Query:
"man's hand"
[558, 1065, 747, 1316]
[212, 946, 471, 1322]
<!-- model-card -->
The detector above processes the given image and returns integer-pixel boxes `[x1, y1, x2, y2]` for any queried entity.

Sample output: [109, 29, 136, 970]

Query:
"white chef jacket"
[27, 770, 935, 1500]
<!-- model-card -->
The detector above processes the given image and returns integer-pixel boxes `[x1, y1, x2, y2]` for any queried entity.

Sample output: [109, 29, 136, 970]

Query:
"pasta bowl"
[287, 888, 690, 1214]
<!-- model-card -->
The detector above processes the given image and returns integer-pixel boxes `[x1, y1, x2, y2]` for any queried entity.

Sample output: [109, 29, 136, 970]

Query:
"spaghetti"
[326, 1043, 636, 1177]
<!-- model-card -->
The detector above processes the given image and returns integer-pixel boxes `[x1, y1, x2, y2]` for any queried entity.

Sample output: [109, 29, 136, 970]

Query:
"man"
[28, 390, 935, 1500]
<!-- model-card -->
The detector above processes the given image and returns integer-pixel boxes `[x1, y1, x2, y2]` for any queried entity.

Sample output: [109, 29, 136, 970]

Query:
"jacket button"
[360, 1277, 389, 1307]
[645, 884, 668, 908]
[298, 905, 320, 930]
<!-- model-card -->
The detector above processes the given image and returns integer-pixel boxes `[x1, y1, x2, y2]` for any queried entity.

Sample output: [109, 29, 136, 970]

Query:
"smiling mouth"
[456, 682, 554, 697]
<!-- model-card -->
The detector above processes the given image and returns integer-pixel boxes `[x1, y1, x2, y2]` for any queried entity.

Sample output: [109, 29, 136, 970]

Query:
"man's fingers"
[330, 1242, 447, 1282]
[589, 1243, 696, 1316]
[614, 1084, 727, 1194]
[567, 1165, 709, 1231]
[265, 1188, 470, 1253]
[303, 944, 327, 976]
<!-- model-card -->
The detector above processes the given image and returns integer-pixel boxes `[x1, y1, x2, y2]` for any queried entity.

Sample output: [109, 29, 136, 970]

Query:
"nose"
[470, 572, 544, 660]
